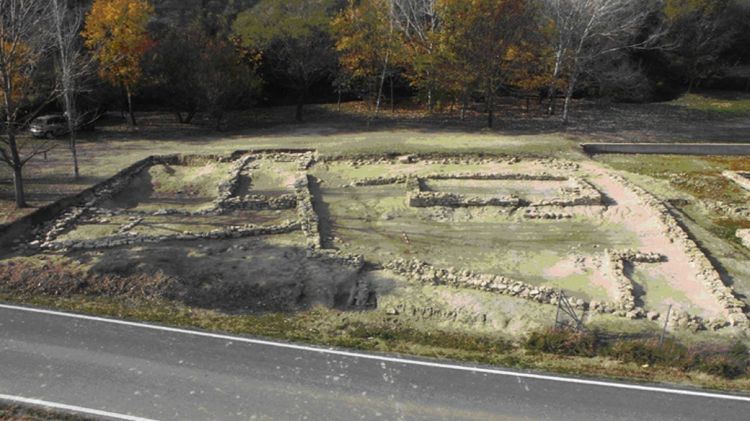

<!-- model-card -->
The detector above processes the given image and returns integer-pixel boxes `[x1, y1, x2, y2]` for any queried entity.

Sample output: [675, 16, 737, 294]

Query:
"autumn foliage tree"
[333, 0, 403, 117]
[82, 0, 154, 127]
[437, 0, 536, 128]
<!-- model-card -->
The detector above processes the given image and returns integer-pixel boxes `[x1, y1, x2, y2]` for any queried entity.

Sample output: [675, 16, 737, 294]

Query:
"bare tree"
[50, 0, 92, 179]
[391, 0, 439, 110]
[541, 0, 664, 123]
[0, 0, 54, 208]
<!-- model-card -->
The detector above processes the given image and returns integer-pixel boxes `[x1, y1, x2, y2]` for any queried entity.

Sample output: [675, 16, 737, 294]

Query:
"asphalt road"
[0, 304, 749, 421]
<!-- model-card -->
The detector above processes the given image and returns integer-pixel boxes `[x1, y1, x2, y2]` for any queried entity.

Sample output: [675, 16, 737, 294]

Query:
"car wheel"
[45, 131, 55, 139]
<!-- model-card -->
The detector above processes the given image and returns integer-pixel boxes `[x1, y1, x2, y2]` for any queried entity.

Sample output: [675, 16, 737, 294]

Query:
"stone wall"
[222, 194, 297, 211]
[408, 191, 523, 208]
[384, 258, 579, 308]
[612, 174, 748, 327]
[40, 220, 301, 252]
[294, 174, 323, 249]
[738, 229, 750, 249]
[723, 171, 750, 193]
[603, 249, 665, 318]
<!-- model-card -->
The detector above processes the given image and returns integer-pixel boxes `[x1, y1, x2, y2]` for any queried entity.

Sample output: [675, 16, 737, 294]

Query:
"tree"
[198, 36, 262, 130]
[332, 0, 403, 118]
[151, 22, 261, 129]
[437, 0, 536, 128]
[233, 0, 338, 122]
[663, 0, 737, 91]
[51, 0, 92, 178]
[540, 0, 663, 123]
[82, 0, 154, 127]
[0, 0, 54, 208]
[391, 0, 441, 110]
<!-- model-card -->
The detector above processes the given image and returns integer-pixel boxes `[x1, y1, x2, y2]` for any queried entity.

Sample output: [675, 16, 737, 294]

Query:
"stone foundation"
[612, 174, 748, 327]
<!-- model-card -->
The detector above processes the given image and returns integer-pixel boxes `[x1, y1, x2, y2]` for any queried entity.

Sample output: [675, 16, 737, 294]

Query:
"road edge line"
[0, 393, 157, 421]
[2, 302, 750, 403]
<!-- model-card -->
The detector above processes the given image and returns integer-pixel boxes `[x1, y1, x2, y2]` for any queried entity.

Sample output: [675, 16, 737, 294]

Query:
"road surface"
[0, 304, 748, 421]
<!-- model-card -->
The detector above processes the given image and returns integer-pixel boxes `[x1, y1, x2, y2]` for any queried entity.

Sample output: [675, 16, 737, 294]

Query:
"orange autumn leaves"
[82, 0, 154, 91]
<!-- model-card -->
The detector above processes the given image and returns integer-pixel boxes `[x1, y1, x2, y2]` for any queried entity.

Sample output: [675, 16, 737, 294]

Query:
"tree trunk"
[562, 73, 577, 125]
[547, 47, 563, 116]
[486, 80, 494, 129]
[63, 96, 79, 179]
[295, 88, 306, 122]
[460, 91, 468, 121]
[745, 77, 750, 93]
[13, 165, 26, 208]
[184, 110, 196, 124]
[337, 88, 342, 112]
[125, 85, 137, 127]
[215, 112, 224, 131]
[176, 112, 184, 124]
[390, 75, 394, 113]
[374, 53, 390, 118]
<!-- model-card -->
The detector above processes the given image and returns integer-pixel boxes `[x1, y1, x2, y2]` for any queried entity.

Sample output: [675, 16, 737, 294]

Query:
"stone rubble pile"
[41, 207, 87, 243]
[523, 209, 572, 220]
[384, 302, 489, 325]
[612, 174, 748, 327]
[384, 258, 582, 308]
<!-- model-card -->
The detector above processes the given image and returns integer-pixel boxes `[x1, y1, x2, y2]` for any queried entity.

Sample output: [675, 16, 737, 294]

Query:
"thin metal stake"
[659, 304, 672, 347]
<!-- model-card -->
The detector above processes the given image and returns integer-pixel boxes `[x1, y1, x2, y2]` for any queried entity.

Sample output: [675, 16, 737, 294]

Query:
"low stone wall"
[603, 249, 666, 318]
[215, 155, 256, 208]
[612, 174, 748, 327]
[424, 172, 568, 181]
[407, 191, 522, 208]
[295, 174, 323, 249]
[222, 194, 297, 211]
[384, 258, 580, 308]
[350, 175, 410, 187]
[403, 173, 601, 208]
[40, 220, 301, 251]
[738, 229, 750, 249]
[523, 209, 572, 220]
[723, 171, 750, 193]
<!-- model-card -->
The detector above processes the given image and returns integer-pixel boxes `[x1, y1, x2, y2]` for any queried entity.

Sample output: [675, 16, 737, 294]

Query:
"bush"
[689, 342, 749, 379]
[604, 338, 689, 368]
[524, 328, 597, 357]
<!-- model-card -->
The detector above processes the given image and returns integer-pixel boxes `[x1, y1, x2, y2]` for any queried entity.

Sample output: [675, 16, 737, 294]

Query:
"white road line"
[2, 303, 750, 404]
[0, 393, 157, 421]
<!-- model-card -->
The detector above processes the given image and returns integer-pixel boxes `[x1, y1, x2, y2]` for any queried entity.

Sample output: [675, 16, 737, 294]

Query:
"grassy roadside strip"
[0, 403, 93, 421]
[2, 292, 749, 394]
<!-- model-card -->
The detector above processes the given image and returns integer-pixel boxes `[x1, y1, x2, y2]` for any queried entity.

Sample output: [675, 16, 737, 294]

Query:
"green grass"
[671, 93, 750, 115]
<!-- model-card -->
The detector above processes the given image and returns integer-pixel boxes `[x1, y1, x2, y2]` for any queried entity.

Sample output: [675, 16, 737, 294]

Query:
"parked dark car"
[29, 114, 68, 138]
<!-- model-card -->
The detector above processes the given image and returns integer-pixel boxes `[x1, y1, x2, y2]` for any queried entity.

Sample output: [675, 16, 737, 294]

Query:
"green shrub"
[524, 328, 597, 357]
